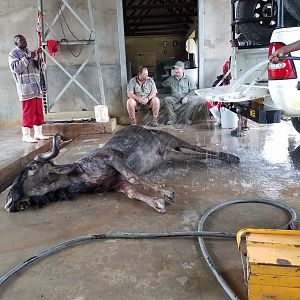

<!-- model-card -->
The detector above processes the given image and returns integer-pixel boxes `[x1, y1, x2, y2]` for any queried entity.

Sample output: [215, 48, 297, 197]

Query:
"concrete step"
[0, 139, 52, 193]
[43, 118, 117, 140]
[44, 111, 95, 121]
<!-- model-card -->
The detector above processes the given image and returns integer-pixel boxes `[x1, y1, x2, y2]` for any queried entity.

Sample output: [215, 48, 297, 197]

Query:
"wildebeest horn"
[5, 197, 13, 211]
[34, 133, 61, 161]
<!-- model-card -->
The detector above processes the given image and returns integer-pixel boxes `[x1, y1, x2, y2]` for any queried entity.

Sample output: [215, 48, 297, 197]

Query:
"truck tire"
[236, 0, 277, 45]
[284, 0, 300, 22]
[291, 117, 300, 134]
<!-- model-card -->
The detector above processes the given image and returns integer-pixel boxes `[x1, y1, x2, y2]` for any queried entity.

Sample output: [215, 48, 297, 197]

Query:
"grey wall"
[0, 1, 36, 126]
[0, 0, 127, 126]
[203, 0, 231, 87]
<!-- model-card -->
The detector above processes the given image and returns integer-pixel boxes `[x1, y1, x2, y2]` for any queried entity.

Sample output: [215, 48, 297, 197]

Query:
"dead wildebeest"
[5, 125, 239, 213]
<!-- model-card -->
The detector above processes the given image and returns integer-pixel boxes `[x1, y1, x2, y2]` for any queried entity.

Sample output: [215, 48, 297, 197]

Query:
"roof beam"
[125, 31, 187, 36]
[125, 21, 190, 27]
[126, 24, 190, 32]
[126, 4, 194, 9]
[126, 14, 196, 19]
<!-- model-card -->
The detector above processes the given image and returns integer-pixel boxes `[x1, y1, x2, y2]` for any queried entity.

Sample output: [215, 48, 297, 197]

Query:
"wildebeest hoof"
[153, 198, 166, 213]
[227, 154, 240, 164]
[163, 188, 175, 203]
[220, 152, 240, 164]
[128, 177, 138, 184]
[17, 201, 29, 211]
[231, 128, 247, 137]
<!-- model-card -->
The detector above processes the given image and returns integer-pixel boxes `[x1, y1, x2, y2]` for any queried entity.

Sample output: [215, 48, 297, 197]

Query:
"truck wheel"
[291, 117, 300, 134]
[236, 0, 277, 45]
[284, 0, 300, 22]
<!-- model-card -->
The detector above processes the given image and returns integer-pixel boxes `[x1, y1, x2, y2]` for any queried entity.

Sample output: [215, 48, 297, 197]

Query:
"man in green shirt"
[162, 61, 198, 124]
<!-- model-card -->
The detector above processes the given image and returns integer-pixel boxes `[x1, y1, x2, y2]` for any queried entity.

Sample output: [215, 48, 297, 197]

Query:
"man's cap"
[173, 61, 185, 69]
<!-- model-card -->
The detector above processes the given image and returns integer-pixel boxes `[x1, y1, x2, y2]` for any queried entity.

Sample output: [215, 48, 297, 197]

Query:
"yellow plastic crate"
[237, 229, 300, 300]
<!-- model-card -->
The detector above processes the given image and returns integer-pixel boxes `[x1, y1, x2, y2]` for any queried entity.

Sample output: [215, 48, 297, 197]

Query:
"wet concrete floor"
[0, 121, 300, 299]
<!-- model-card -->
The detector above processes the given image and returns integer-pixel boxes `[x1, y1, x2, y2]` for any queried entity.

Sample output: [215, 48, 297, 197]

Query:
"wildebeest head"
[5, 134, 74, 212]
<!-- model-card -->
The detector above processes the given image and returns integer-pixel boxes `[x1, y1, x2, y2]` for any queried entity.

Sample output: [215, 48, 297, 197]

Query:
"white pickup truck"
[196, 0, 300, 133]
[269, 26, 300, 132]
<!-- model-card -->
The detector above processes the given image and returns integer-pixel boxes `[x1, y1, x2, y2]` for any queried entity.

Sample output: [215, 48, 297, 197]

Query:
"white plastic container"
[220, 107, 238, 129]
[94, 105, 109, 123]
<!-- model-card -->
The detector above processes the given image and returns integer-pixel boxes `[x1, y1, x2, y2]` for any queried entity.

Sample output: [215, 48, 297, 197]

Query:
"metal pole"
[37, 0, 44, 38]
[116, 0, 128, 111]
[88, 0, 106, 106]
[197, 0, 205, 89]
[37, 0, 48, 113]
[231, 0, 235, 41]
[276, 0, 284, 28]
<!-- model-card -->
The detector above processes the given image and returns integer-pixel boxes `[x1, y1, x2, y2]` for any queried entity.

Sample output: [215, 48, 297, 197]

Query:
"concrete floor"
[0, 126, 50, 168]
[1, 121, 300, 299]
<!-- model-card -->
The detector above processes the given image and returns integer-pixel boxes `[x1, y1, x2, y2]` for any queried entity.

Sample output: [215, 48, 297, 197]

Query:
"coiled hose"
[0, 198, 297, 299]
[197, 198, 297, 300]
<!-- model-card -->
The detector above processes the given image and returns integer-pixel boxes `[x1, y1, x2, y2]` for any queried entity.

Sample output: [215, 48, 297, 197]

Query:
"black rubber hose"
[278, 56, 300, 60]
[0, 230, 235, 287]
[197, 198, 297, 300]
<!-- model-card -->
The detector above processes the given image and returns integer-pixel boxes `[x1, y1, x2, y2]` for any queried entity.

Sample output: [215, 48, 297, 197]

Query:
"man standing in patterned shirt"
[9, 34, 49, 143]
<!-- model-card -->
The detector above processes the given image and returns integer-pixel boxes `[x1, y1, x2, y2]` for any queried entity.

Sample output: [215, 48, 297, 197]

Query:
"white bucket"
[94, 105, 109, 123]
[220, 107, 238, 129]
[209, 105, 221, 119]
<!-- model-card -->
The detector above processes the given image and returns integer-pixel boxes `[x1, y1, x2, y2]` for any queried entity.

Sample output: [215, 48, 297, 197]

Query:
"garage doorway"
[137, 52, 157, 76]
[122, 0, 198, 83]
